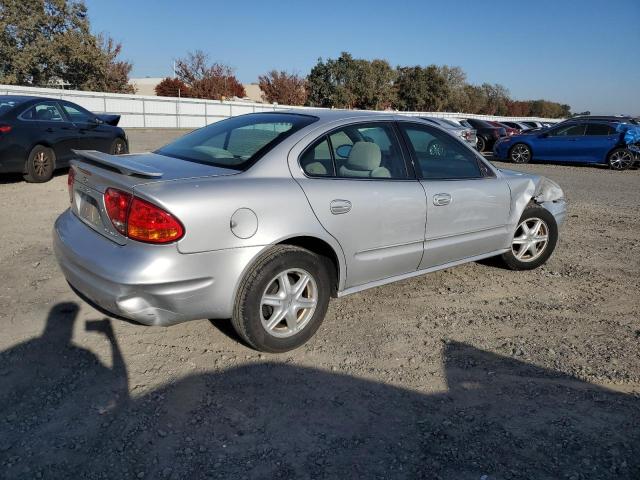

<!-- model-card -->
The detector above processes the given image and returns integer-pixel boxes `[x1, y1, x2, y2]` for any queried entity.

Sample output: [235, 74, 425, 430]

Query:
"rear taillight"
[103, 188, 184, 243]
[0, 124, 12, 134]
[104, 188, 132, 235]
[67, 167, 75, 203]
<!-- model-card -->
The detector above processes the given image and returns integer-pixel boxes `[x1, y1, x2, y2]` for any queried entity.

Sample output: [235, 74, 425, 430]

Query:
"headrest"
[345, 142, 381, 171]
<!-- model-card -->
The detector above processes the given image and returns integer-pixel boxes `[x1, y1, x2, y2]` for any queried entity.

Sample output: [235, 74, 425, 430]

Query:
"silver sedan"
[54, 110, 567, 352]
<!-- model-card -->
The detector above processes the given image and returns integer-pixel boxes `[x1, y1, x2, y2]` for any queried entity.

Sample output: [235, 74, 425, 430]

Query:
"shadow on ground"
[1, 303, 638, 479]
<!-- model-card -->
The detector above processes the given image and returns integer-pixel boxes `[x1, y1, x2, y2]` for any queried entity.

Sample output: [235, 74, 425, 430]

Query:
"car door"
[535, 123, 586, 161]
[21, 101, 79, 164]
[582, 122, 619, 163]
[60, 101, 113, 152]
[397, 122, 511, 268]
[294, 121, 427, 289]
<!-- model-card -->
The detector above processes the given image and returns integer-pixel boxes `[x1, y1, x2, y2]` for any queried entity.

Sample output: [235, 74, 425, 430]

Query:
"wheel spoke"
[278, 272, 292, 295]
[266, 307, 287, 330]
[284, 310, 298, 331]
[295, 297, 317, 309]
[292, 274, 310, 299]
[262, 294, 283, 308]
[531, 219, 543, 236]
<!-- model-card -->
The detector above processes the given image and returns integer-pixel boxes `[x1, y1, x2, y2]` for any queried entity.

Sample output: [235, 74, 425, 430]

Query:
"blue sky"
[85, 0, 640, 114]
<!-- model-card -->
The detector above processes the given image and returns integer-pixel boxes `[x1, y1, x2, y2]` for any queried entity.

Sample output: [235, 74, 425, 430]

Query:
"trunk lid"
[70, 150, 239, 244]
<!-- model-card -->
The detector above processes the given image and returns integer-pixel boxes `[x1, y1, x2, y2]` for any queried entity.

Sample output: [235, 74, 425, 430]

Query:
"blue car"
[493, 119, 637, 170]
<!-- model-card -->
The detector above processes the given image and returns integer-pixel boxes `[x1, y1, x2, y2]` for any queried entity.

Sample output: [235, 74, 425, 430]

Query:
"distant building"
[243, 83, 264, 103]
[128, 77, 266, 103]
[128, 77, 164, 96]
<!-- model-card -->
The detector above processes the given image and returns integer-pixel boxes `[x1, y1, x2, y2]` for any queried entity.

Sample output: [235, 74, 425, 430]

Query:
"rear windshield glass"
[156, 113, 318, 170]
[0, 99, 22, 116]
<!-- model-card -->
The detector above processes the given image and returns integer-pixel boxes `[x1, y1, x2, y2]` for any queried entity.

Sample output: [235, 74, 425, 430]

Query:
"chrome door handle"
[433, 193, 451, 206]
[330, 199, 352, 215]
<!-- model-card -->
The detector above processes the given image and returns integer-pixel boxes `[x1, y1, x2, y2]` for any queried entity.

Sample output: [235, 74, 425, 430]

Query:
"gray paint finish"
[54, 110, 567, 326]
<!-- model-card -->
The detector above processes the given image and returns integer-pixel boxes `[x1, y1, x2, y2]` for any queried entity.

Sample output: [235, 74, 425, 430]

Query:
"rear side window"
[156, 113, 317, 170]
[300, 122, 409, 179]
[22, 102, 65, 122]
[62, 102, 94, 123]
[400, 123, 483, 180]
[300, 136, 333, 177]
[585, 123, 615, 136]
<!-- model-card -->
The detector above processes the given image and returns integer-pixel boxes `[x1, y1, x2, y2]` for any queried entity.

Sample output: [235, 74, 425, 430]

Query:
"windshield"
[0, 98, 24, 117]
[440, 118, 462, 128]
[156, 113, 318, 170]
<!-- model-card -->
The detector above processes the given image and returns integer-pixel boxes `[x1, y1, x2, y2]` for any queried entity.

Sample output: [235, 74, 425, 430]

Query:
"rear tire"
[476, 136, 486, 152]
[110, 137, 128, 155]
[23, 145, 55, 183]
[232, 245, 331, 353]
[500, 205, 558, 270]
[607, 147, 634, 170]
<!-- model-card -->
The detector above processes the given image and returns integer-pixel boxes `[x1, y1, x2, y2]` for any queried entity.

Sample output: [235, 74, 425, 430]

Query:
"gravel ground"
[0, 132, 638, 479]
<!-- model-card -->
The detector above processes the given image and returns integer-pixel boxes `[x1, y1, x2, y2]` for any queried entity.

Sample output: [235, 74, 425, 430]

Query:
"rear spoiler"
[71, 150, 163, 178]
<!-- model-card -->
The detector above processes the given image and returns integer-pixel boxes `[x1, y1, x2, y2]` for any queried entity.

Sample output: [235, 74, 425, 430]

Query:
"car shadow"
[0, 168, 69, 185]
[1, 303, 638, 479]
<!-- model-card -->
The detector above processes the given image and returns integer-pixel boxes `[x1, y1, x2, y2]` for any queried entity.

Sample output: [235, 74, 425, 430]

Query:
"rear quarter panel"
[134, 174, 342, 257]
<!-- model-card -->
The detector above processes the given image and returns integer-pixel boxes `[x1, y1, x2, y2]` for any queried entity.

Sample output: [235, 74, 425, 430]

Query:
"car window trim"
[297, 120, 417, 181]
[18, 100, 68, 123]
[396, 120, 495, 181]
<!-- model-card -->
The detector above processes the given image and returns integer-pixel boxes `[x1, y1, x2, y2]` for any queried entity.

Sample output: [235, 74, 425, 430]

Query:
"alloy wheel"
[260, 268, 318, 338]
[609, 150, 634, 170]
[511, 144, 530, 163]
[511, 217, 549, 262]
[33, 151, 50, 177]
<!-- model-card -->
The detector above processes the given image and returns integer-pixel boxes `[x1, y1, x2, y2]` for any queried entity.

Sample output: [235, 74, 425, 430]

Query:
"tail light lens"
[103, 188, 184, 243]
[127, 197, 184, 243]
[0, 124, 12, 134]
[104, 188, 131, 235]
[67, 167, 75, 203]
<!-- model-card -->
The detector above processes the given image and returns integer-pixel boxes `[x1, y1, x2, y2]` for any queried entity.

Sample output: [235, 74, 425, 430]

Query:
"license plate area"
[76, 191, 102, 229]
[72, 185, 127, 245]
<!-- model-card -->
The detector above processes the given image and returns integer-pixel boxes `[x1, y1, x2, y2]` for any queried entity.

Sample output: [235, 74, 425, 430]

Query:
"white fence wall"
[1, 84, 562, 128]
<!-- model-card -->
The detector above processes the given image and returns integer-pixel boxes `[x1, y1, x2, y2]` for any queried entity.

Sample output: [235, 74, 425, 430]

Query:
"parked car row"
[0, 95, 127, 182]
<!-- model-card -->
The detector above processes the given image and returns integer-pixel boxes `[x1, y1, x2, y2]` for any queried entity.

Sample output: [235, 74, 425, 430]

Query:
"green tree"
[395, 65, 448, 111]
[0, 0, 133, 93]
[306, 52, 395, 109]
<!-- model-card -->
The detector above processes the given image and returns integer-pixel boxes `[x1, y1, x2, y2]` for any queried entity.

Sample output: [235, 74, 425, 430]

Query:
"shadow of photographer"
[1, 303, 638, 479]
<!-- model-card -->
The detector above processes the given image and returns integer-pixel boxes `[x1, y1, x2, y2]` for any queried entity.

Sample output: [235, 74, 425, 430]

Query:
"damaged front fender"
[499, 168, 567, 227]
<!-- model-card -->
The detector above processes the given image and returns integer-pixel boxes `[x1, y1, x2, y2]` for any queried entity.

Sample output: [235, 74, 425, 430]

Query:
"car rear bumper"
[53, 209, 264, 326]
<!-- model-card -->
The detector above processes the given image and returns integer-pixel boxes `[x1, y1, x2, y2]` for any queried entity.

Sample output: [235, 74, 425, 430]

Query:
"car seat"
[339, 142, 391, 178]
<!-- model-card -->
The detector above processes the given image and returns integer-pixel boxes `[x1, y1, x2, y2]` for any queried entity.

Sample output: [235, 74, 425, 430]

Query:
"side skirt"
[337, 248, 509, 298]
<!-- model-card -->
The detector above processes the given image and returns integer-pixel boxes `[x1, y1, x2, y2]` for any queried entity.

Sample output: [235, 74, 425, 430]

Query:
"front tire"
[509, 143, 531, 164]
[607, 148, 634, 170]
[500, 205, 558, 270]
[232, 245, 331, 353]
[476, 136, 486, 152]
[23, 145, 55, 183]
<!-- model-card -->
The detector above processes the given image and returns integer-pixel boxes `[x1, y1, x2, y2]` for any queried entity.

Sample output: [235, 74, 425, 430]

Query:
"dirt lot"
[1, 131, 638, 479]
